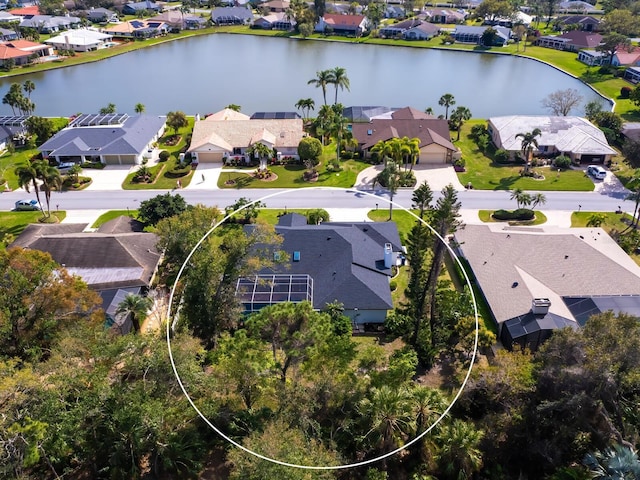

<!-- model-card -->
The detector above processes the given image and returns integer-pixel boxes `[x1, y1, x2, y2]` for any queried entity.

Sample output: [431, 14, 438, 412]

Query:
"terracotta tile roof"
[9, 6, 40, 15]
[323, 13, 365, 26]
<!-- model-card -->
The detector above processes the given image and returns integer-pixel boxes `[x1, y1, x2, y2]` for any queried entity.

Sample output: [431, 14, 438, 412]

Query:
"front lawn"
[91, 210, 138, 228]
[123, 118, 195, 190]
[0, 211, 67, 249]
[217, 159, 370, 189]
[367, 208, 421, 242]
[1, 147, 39, 191]
[572, 211, 640, 266]
[455, 121, 596, 191]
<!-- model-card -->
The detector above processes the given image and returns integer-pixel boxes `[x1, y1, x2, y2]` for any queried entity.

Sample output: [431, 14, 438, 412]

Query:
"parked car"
[587, 165, 606, 180]
[15, 199, 42, 211]
[56, 161, 76, 171]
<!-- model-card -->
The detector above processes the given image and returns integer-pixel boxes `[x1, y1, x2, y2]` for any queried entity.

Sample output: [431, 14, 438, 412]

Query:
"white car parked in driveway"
[587, 165, 607, 180]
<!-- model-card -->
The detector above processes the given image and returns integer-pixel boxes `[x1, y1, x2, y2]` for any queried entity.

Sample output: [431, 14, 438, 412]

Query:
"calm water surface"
[0, 34, 604, 117]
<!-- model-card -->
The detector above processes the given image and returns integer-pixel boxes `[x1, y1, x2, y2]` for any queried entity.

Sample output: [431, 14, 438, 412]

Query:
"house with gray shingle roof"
[454, 224, 640, 350]
[19, 14, 82, 33]
[380, 19, 439, 40]
[238, 213, 403, 328]
[453, 25, 510, 45]
[211, 6, 253, 25]
[38, 114, 166, 165]
[10, 216, 161, 334]
[488, 115, 617, 164]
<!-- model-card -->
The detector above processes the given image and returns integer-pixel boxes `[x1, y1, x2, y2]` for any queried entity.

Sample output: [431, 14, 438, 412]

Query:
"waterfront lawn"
[91, 210, 138, 228]
[218, 159, 370, 189]
[455, 121, 595, 191]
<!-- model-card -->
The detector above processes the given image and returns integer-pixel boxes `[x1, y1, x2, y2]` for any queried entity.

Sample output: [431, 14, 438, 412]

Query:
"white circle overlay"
[166, 186, 479, 470]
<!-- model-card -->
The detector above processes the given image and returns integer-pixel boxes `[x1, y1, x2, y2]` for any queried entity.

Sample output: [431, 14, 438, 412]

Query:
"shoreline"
[0, 27, 618, 116]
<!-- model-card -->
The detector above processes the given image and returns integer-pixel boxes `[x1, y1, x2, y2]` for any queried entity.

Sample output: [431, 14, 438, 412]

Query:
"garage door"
[197, 152, 224, 163]
[419, 152, 447, 164]
[103, 155, 121, 165]
[581, 155, 604, 164]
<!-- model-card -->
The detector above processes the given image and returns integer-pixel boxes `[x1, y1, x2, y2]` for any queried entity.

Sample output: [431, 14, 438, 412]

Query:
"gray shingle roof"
[454, 224, 640, 326]
[246, 214, 401, 310]
[38, 114, 166, 158]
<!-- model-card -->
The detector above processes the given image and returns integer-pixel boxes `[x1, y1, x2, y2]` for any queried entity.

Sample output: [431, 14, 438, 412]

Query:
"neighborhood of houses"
[0, 0, 640, 74]
[5, 100, 640, 348]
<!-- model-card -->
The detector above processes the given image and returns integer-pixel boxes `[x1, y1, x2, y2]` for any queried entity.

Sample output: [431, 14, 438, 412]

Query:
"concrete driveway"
[83, 165, 134, 191]
[355, 164, 465, 192]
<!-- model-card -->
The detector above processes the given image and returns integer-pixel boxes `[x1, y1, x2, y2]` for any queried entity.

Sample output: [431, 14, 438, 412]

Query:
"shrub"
[306, 208, 330, 225]
[399, 170, 416, 187]
[494, 148, 510, 164]
[159, 150, 171, 162]
[81, 161, 105, 169]
[453, 158, 465, 168]
[389, 280, 397, 291]
[470, 124, 487, 140]
[167, 166, 191, 178]
[492, 208, 535, 221]
[341, 150, 353, 160]
[621, 86, 632, 99]
[326, 158, 342, 172]
[369, 151, 382, 164]
[553, 155, 572, 169]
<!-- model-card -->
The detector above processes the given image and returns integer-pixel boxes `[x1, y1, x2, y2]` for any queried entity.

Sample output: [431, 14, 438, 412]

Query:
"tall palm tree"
[438, 93, 456, 119]
[449, 106, 472, 141]
[15, 161, 44, 213]
[23, 80, 35, 99]
[115, 293, 153, 334]
[134, 103, 145, 114]
[371, 139, 394, 166]
[623, 169, 640, 231]
[402, 136, 421, 171]
[295, 98, 315, 120]
[515, 128, 542, 175]
[307, 69, 333, 105]
[330, 66, 350, 104]
[435, 419, 484, 480]
[38, 163, 62, 218]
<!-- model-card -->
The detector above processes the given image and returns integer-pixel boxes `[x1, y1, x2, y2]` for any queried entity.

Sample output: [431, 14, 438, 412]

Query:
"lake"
[0, 34, 605, 118]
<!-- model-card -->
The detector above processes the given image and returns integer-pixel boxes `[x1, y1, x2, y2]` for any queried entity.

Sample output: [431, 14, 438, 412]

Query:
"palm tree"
[515, 128, 542, 175]
[295, 98, 315, 120]
[246, 142, 273, 170]
[23, 80, 35, 99]
[15, 162, 43, 213]
[425, 107, 434, 115]
[371, 139, 394, 166]
[358, 385, 414, 456]
[586, 213, 607, 227]
[530, 192, 547, 210]
[449, 106, 472, 141]
[115, 293, 153, 334]
[374, 161, 401, 220]
[438, 93, 456, 119]
[307, 69, 334, 105]
[100, 103, 116, 114]
[134, 103, 145, 114]
[623, 170, 640, 231]
[225, 104, 241, 112]
[401, 136, 421, 172]
[510, 187, 532, 209]
[38, 163, 62, 218]
[435, 419, 484, 480]
[583, 444, 640, 479]
[330, 66, 350, 104]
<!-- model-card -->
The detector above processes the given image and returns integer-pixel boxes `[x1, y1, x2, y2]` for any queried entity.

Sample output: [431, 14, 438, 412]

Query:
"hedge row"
[492, 209, 535, 221]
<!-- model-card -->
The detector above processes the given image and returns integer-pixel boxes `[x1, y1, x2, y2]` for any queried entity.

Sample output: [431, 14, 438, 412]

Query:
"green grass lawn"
[123, 118, 195, 190]
[91, 210, 138, 228]
[0, 211, 67, 248]
[218, 159, 370, 189]
[367, 209, 421, 243]
[257, 208, 317, 224]
[1, 147, 39, 191]
[478, 210, 548, 225]
[455, 120, 596, 191]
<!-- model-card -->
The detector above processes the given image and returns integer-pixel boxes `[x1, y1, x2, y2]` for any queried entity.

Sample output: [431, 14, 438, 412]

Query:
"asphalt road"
[0, 186, 632, 213]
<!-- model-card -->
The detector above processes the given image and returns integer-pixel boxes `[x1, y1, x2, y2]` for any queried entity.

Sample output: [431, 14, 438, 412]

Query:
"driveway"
[593, 169, 629, 198]
[355, 164, 465, 192]
[83, 165, 133, 191]
[184, 164, 223, 190]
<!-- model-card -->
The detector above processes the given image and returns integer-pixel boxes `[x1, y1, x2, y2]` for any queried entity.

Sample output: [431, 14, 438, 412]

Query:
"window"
[293, 251, 300, 262]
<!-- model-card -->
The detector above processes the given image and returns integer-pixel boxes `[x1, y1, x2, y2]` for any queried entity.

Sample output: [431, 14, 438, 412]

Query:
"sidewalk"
[185, 165, 223, 190]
